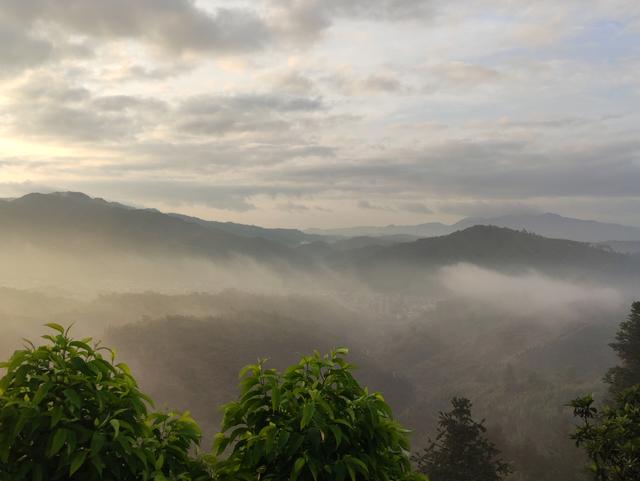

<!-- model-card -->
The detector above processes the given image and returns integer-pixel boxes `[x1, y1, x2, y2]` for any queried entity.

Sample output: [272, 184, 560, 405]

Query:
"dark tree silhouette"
[604, 301, 640, 397]
[414, 397, 512, 481]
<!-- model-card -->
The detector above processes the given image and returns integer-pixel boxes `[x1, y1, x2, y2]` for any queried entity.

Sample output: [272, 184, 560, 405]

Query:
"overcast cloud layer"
[0, 0, 639, 227]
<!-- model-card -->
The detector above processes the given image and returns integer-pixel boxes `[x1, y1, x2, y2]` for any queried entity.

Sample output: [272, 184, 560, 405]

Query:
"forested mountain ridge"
[2, 193, 639, 295]
[0, 192, 294, 262]
[342, 225, 640, 287]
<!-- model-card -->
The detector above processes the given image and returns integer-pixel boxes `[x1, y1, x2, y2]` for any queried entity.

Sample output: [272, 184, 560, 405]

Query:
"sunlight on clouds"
[0, 0, 637, 226]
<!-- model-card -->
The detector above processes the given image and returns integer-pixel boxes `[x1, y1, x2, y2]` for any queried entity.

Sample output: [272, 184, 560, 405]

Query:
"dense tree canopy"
[569, 386, 640, 481]
[211, 348, 425, 481]
[413, 397, 511, 481]
[0, 324, 208, 481]
[604, 301, 640, 397]
[569, 301, 640, 480]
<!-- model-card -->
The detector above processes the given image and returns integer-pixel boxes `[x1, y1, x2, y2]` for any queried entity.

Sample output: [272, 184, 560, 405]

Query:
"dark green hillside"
[170, 213, 329, 246]
[0, 192, 294, 262]
[345, 225, 640, 287]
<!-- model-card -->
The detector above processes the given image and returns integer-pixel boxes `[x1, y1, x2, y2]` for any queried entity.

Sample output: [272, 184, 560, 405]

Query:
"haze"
[1, 2, 640, 481]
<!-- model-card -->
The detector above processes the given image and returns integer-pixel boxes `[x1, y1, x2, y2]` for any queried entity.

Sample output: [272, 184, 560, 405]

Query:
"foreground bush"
[0, 327, 425, 480]
[0, 324, 208, 481]
[212, 348, 425, 481]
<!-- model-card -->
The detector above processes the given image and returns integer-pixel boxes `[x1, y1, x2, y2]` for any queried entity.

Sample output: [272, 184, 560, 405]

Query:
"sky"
[0, 0, 639, 228]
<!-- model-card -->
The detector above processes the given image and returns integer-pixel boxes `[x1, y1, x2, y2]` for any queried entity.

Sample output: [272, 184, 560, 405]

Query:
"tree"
[413, 397, 511, 481]
[211, 348, 425, 481]
[0, 324, 209, 481]
[604, 301, 640, 397]
[569, 386, 640, 480]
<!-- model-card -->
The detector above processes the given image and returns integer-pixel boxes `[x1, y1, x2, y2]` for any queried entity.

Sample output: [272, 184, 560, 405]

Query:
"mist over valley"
[0, 191, 637, 480]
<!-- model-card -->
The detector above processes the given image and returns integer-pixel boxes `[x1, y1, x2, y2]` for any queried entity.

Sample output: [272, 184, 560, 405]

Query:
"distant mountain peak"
[51, 191, 92, 200]
[14, 191, 94, 203]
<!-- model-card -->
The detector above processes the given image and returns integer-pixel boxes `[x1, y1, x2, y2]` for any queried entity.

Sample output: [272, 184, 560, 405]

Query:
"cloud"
[426, 61, 503, 89]
[269, 71, 316, 95]
[0, 22, 53, 75]
[0, 181, 59, 198]
[4, 76, 167, 142]
[436, 201, 541, 218]
[274, 138, 640, 199]
[278, 201, 310, 212]
[358, 200, 382, 210]
[438, 263, 622, 316]
[269, 0, 436, 41]
[53, 179, 326, 213]
[325, 72, 406, 96]
[4, 75, 326, 144]
[176, 93, 324, 136]
[0, 0, 271, 56]
[399, 202, 433, 214]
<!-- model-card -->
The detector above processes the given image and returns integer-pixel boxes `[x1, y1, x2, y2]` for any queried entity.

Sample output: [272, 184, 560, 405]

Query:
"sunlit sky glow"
[1, 0, 639, 227]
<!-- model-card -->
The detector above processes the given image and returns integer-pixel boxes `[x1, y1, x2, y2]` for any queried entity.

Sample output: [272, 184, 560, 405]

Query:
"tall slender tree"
[414, 397, 511, 481]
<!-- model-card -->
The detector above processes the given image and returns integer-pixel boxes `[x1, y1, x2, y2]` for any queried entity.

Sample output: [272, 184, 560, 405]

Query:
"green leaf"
[301, 402, 315, 429]
[90, 432, 105, 457]
[64, 388, 82, 409]
[48, 429, 67, 457]
[110, 419, 120, 439]
[32, 382, 52, 405]
[44, 323, 65, 334]
[290, 457, 306, 481]
[69, 450, 87, 476]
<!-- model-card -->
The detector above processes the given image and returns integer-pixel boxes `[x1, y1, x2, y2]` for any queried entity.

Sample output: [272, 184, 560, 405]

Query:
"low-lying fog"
[0, 247, 632, 481]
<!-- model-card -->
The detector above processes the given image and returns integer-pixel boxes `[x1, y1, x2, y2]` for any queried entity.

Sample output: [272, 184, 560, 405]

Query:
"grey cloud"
[92, 96, 168, 113]
[60, 179, 322, 212]
[436, 201, 542, 218]
[358, 200, 389, 210]
[0, 0, 271, 56]
[6, 77, 165, 142]
[399, 202, 433, 214]
[278, 201, 310, 212]
[181, 94, 323, 114]
[10, 104, 133, 142]
[430, 62, 502, 86]
[361, 74, 403, 92]
[275, 139, 640, 199]
[271, 71, 316, 95]
[0, 181, 60, 198]
[325, 73, 406, 96]
[14, 77, 91, 103]
[120, 141, 335, 171]
[177, 94, 324, 136]
[0, 22, 52, 75]
[271, 0, 436, 40]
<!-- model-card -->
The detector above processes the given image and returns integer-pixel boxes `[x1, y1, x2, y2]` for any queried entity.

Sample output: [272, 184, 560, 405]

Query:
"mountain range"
[1, 192, 639, 288]
[307, 212, 640, 243]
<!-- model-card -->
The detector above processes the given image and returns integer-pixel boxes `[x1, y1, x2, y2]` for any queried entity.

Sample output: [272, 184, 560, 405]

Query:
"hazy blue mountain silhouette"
[2, 193, 638, 280]
[308, 213, 640, 243]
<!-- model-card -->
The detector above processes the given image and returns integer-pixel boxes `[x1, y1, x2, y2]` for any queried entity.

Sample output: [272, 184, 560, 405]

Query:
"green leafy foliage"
[0, 325, 209, 481]
[212, 348, 425, 481]
[413, 397, 511, 481]
[569, 386, 640, 480]
[603, 301, 640, 397]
